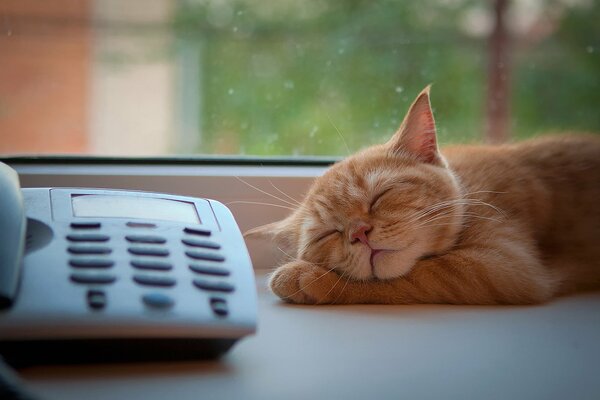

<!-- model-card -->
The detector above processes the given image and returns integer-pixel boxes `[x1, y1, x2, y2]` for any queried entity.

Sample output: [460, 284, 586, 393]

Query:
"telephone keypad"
[66, 219, 237, 320]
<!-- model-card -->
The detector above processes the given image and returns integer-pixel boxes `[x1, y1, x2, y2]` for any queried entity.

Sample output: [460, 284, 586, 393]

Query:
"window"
[1, 0, 598, 157]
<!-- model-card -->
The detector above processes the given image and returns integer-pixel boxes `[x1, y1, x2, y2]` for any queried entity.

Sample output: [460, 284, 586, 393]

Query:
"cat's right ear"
[244, 218, 299, 256]
[387, 85, 445, 166]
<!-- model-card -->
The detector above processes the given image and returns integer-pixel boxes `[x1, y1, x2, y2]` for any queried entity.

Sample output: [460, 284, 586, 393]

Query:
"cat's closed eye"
[369, 188, 393, 212]
[313, 230, 340, 244]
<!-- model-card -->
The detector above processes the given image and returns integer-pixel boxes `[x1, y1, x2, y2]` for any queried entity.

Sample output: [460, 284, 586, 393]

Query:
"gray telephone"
[0, 162, 256, 365]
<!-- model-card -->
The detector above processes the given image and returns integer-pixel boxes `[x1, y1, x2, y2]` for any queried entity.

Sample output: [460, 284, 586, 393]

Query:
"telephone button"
[126, 235, 167, 244]
[189, 264, 230, 276]
[182, 238, 221, 250]
[193, 279, 235, 293]
[68, 245, 112, 255]
[183, 227, 211, 236]
[66, 233, 110, 242]
[210, 298, 228, 317]
[70, 222, 101, 229]
[131, 259, 173, 271]
[133, 274, 176, 287]
[69, 258, 114, 269]
[87, 290, 107, 310]
[185, 250, 225, 262]
[128, 246, 169, 257]
[142, 292, 174, 309]
[70, 272, 117, 285]
[126, 222, 156, 228]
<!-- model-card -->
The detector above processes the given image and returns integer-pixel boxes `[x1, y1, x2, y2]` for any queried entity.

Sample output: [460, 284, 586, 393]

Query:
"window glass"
[1, 0, 598, 157]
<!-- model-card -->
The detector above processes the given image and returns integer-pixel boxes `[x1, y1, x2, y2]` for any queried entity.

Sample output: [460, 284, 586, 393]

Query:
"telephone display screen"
[71, 194, 201, 224]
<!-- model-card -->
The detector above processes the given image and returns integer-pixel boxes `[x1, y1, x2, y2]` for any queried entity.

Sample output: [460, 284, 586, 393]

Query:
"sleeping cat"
[245, 86, 600, 305]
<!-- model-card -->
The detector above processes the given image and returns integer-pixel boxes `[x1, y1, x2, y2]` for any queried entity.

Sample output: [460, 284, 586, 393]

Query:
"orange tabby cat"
[245, 86, 600, 305]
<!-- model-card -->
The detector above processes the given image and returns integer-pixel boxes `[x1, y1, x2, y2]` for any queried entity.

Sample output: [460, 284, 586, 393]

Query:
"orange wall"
[0, 0, 90, 154]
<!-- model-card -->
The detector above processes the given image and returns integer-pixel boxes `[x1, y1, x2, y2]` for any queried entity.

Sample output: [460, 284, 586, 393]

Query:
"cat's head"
[246, 86, 464, 280]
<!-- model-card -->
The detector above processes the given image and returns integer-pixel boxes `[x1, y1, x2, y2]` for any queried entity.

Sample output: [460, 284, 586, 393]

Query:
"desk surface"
[21, 273, 600, 400]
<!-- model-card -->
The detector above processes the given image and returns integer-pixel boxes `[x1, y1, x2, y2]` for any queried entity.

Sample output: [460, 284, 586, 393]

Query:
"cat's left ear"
[387, 85, 444, 166]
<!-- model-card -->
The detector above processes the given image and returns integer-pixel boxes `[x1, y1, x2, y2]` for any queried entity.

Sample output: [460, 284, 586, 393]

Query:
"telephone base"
[0, 337, 237, 367]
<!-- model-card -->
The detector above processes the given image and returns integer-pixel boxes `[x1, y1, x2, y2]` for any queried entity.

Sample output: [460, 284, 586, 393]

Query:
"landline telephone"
[0, 162, 257, 365]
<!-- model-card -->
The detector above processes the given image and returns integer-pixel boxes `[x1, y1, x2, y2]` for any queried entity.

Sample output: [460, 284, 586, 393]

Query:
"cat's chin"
[369, 243, 425, 280]
[372, 254, 415, 280]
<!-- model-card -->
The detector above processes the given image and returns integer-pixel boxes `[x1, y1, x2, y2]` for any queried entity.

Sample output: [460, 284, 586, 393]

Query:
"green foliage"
[174, 0, 599, 156]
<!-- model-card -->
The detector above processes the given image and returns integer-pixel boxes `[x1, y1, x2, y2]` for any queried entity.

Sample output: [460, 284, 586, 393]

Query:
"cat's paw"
[269, 261, 342, 304]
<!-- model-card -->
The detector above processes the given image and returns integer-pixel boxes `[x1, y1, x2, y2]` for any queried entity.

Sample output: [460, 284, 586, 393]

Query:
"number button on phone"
[128, 246, 169, 257]
[131, 259, 173, 271]
[193, 279, 235, 293]
[87, 290, 107, 310]
[183, 227, 211, 236]
[70, 258, 114, 269]
[182, 238, 221, 249]
[185, 250, 225, 262]
[126, 235, 167, 244]
[70, 222, 101, 229]
[70, 272, 117, 285]
[210, 298, 228, 317]
[68, 245, 112, 255]
[126, 222, 156, 228]
[142, 292, 175, 309]
[66, 233, 110, 242]
[133, 274, 176, 287]
[189, 264, 230, 276]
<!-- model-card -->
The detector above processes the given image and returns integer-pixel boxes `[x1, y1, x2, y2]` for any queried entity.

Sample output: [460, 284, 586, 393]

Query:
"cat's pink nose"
[349, 222, 372, 246]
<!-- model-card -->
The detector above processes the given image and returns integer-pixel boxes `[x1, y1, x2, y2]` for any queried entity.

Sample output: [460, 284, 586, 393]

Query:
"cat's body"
[246, 87, 600, 305]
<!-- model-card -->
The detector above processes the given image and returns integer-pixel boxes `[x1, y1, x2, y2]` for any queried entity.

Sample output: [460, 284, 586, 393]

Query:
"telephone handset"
[0, 162, 257, 365]
[0, 163, 26, 309]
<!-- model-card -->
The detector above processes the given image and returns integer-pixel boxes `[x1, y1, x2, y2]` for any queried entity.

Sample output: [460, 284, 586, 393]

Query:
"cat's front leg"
[269, 260, 344, 304]
[271, 242, 559, 305]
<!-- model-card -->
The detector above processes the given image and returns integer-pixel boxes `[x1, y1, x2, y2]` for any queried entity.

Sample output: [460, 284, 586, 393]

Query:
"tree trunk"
[485, 0, 511, 144]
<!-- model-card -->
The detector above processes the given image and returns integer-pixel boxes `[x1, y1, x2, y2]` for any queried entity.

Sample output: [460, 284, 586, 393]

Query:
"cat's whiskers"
[234, 176, 299, 208]
[406, 197, 505, 225]
[279, 264, 338, 301]
[326, 112, 351, 155]
[322, 270, 346, 304]
[412, 209, 502, 231]
[225, 201, 296, 211]
[267, 178, 302, 206]
[332, 271, 351, 305]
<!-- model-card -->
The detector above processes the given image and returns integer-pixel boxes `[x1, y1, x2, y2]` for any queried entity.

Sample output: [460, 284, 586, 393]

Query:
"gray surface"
[22, 273, 600, 400]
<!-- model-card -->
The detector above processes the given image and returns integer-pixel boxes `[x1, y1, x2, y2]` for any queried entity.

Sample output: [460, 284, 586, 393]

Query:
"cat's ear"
[244, 218, 299, 256]
[387, 85, 444, 165]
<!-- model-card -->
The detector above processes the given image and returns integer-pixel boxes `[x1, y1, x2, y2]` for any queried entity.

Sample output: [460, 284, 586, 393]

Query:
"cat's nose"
[349, 221, 372, 246]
